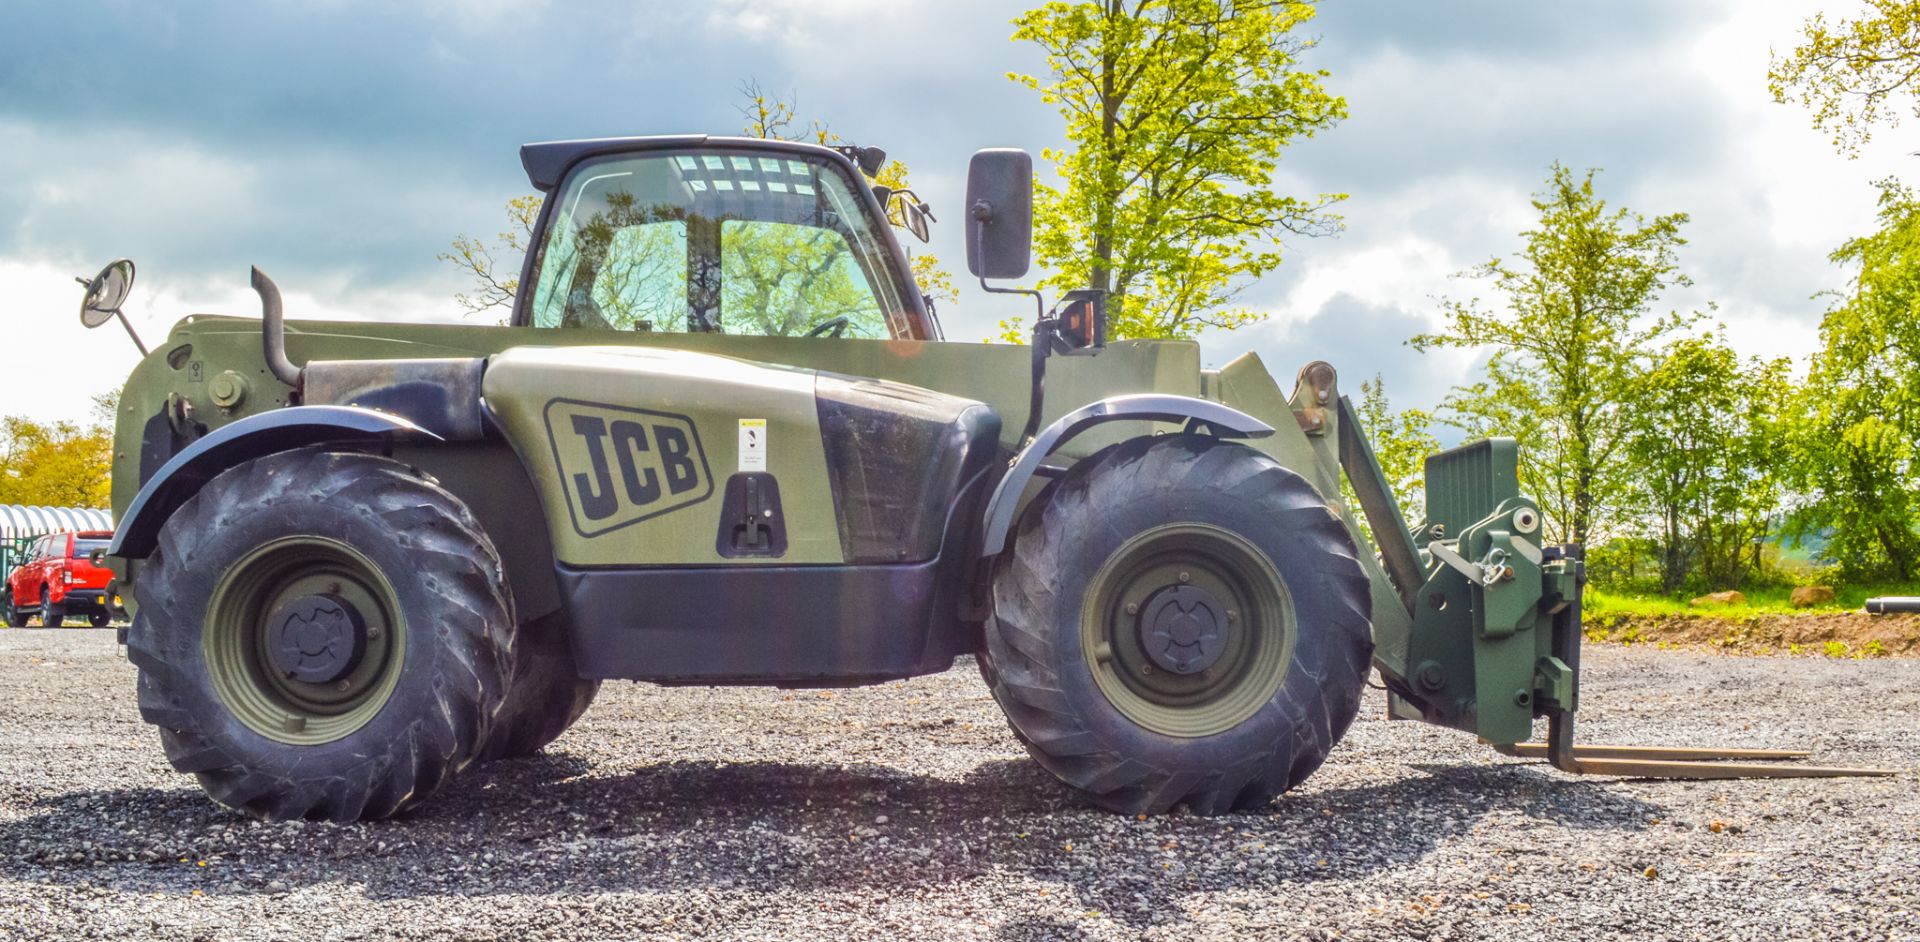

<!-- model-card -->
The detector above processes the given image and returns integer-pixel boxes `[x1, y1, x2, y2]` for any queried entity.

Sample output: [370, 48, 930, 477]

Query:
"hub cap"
[1138, 585, 1227, 674]
[268, 593, 368, 684]
[204, 537, 404, 745]
[1081, 524, 1295, 738]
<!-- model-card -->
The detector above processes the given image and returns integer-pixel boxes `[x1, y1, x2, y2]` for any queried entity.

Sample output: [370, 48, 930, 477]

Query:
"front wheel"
[981, 435, 1373, 815]
[128, 449, 513, 821]
[3, 591, 26, 629]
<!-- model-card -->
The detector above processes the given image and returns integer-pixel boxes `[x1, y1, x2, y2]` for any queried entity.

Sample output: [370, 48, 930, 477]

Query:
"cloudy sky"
[2, 0, 1914, 424]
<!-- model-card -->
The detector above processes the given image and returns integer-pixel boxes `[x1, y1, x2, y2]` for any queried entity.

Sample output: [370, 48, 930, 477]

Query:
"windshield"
[527, 148, 924, 339]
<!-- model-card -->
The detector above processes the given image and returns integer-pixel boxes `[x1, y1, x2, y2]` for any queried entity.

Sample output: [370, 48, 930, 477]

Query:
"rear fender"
[977, 394, 1274, 558]
[108, 406, 440, 559]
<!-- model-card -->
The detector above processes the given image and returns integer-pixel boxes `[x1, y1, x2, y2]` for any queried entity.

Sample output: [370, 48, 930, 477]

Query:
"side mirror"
[964, 149, 1033, 280]
[901, 199, 931, 243]
[1055, 289, 1107, 352]
[79, 259, 136, 328]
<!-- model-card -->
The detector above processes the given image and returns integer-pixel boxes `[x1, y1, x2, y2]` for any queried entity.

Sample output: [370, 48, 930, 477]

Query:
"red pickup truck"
[5, 530, 116, 628]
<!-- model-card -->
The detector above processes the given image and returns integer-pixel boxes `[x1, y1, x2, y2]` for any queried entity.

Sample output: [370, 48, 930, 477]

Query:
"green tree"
[1413, 164, 1698, 545]
[1787, 179, 1920, 580]
[1769, 0, 1920, 156]
[439, 195, 540, 320]
[0, 394, 116, 509]
[1009, 0, 1346, 339]
[1624, 337, 1789, 592]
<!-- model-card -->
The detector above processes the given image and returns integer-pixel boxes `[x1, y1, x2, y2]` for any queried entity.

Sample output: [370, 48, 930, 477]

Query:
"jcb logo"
[544, 399, 713, 536]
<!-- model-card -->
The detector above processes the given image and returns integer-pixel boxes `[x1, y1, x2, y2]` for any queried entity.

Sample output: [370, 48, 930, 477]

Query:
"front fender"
[977, 394, 1273, 557]
[109, 406, 440, 559]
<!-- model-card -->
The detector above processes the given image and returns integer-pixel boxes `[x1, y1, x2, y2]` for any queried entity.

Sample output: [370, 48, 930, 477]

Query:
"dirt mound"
[1586, 610, 1920, 656]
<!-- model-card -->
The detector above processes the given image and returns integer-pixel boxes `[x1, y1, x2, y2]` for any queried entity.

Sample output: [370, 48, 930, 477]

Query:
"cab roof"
[519, 135, 855, 192]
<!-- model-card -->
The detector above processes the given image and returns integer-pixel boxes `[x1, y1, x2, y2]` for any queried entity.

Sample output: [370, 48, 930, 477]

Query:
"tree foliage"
[1010, 0, 1346, 339]
[1414, 164, 1697, 545]
[1769, 0, 1920, 156]
[439, 195, 540, 321]
[1786, 179, 1920, 580]
[1623, 336, 1790, 592]
[0, 395, 115, 510]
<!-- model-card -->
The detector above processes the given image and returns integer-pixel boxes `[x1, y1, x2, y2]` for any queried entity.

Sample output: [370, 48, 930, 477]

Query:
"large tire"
[40, 590, 64, 628]
[478, 619, 600, 761]
[127, 449, 513, 821]
[981, 434, 1373, 815]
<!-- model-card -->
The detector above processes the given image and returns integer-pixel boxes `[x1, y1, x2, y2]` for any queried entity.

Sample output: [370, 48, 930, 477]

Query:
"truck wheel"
[982, 434, 1373, 815]
[478, 622, 600, 761]
[4, 591, 25, 628]
[90, 613, 112, 629]
[127, 449, 513, 821]
[40, 590, 65, 628]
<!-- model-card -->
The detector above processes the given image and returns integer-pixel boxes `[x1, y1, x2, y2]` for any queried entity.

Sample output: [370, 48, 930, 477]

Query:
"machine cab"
[511, 136, 938, 341]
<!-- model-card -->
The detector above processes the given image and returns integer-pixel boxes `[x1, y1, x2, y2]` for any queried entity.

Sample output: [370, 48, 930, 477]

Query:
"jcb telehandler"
[80, 136, 1884, 821]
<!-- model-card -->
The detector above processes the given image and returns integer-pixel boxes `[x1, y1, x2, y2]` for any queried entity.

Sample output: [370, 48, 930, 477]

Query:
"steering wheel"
[803, 316, 852, 339]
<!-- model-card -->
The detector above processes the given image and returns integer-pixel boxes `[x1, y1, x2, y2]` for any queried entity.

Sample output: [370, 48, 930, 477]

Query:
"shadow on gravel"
[0, 751, 1664, 930]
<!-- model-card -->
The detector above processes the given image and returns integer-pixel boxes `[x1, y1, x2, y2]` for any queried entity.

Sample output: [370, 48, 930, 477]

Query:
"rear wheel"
[981, 435, 1373, 815]
[90, 612, 112, 629]
[478, 618, 600, 761]
[128, 449, 513, 821]
[40, 590, 64, 628]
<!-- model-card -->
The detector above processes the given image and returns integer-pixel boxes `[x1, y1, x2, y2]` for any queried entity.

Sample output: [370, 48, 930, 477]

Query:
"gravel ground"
[0, 628, 1914, 941]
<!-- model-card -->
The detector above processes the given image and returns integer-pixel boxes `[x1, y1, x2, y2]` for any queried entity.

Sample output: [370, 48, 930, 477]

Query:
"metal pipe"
[1866, 597, 1920, 614]
[252, 266, 302, 389]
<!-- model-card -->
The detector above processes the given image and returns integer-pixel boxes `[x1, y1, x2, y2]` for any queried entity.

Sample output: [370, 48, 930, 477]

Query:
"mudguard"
[977, 394, 1274, 557]
[109, 406, 440, 559]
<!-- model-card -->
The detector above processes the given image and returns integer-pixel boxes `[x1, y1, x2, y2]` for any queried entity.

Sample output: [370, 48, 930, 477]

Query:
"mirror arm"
[114, 309, 149, 357]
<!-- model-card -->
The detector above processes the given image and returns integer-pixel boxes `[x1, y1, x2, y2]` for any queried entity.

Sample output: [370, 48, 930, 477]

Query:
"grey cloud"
[1308, 1, 1727, 61]
[1233, 292, 1460, 412]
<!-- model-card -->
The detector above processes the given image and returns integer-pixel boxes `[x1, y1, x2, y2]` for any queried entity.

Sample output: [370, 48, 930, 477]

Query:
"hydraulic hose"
[1865, 597, 1920, 614]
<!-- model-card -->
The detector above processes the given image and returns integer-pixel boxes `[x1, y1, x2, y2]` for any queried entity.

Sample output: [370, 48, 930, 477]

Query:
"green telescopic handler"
[76, 135, 1888, 822]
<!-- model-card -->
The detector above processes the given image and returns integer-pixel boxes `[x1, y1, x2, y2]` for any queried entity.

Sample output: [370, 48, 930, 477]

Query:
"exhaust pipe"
[252, 266, 302, 389]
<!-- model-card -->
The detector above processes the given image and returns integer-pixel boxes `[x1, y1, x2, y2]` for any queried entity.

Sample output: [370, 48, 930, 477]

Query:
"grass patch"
[1584, 582, 1916, 619]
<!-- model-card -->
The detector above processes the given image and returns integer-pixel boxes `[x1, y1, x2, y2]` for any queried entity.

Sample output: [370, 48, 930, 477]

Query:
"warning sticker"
[738, 418, 767, 472]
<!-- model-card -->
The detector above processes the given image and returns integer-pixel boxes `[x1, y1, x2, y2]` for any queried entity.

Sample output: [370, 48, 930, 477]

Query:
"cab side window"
[528, 150, 914, 339]
[719, 220, 887, 338]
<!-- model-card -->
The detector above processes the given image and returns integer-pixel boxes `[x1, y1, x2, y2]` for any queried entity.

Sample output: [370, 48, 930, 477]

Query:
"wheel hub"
[1137, 584, 1227, 674]
[266, 593, 367, 684]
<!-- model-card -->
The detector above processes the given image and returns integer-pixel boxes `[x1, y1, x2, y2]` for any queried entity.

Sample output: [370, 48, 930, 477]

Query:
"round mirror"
[79, 258, 136, 329]
[904, 202, 931, 243]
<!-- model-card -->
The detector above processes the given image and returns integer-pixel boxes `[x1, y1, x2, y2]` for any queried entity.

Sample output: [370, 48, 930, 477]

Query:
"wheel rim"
[203, 537, 405, 745]
[1080, 524, 1295, 738]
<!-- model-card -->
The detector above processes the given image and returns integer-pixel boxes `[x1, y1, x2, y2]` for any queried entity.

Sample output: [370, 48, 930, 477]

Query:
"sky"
[2, 0, 1916, 424]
